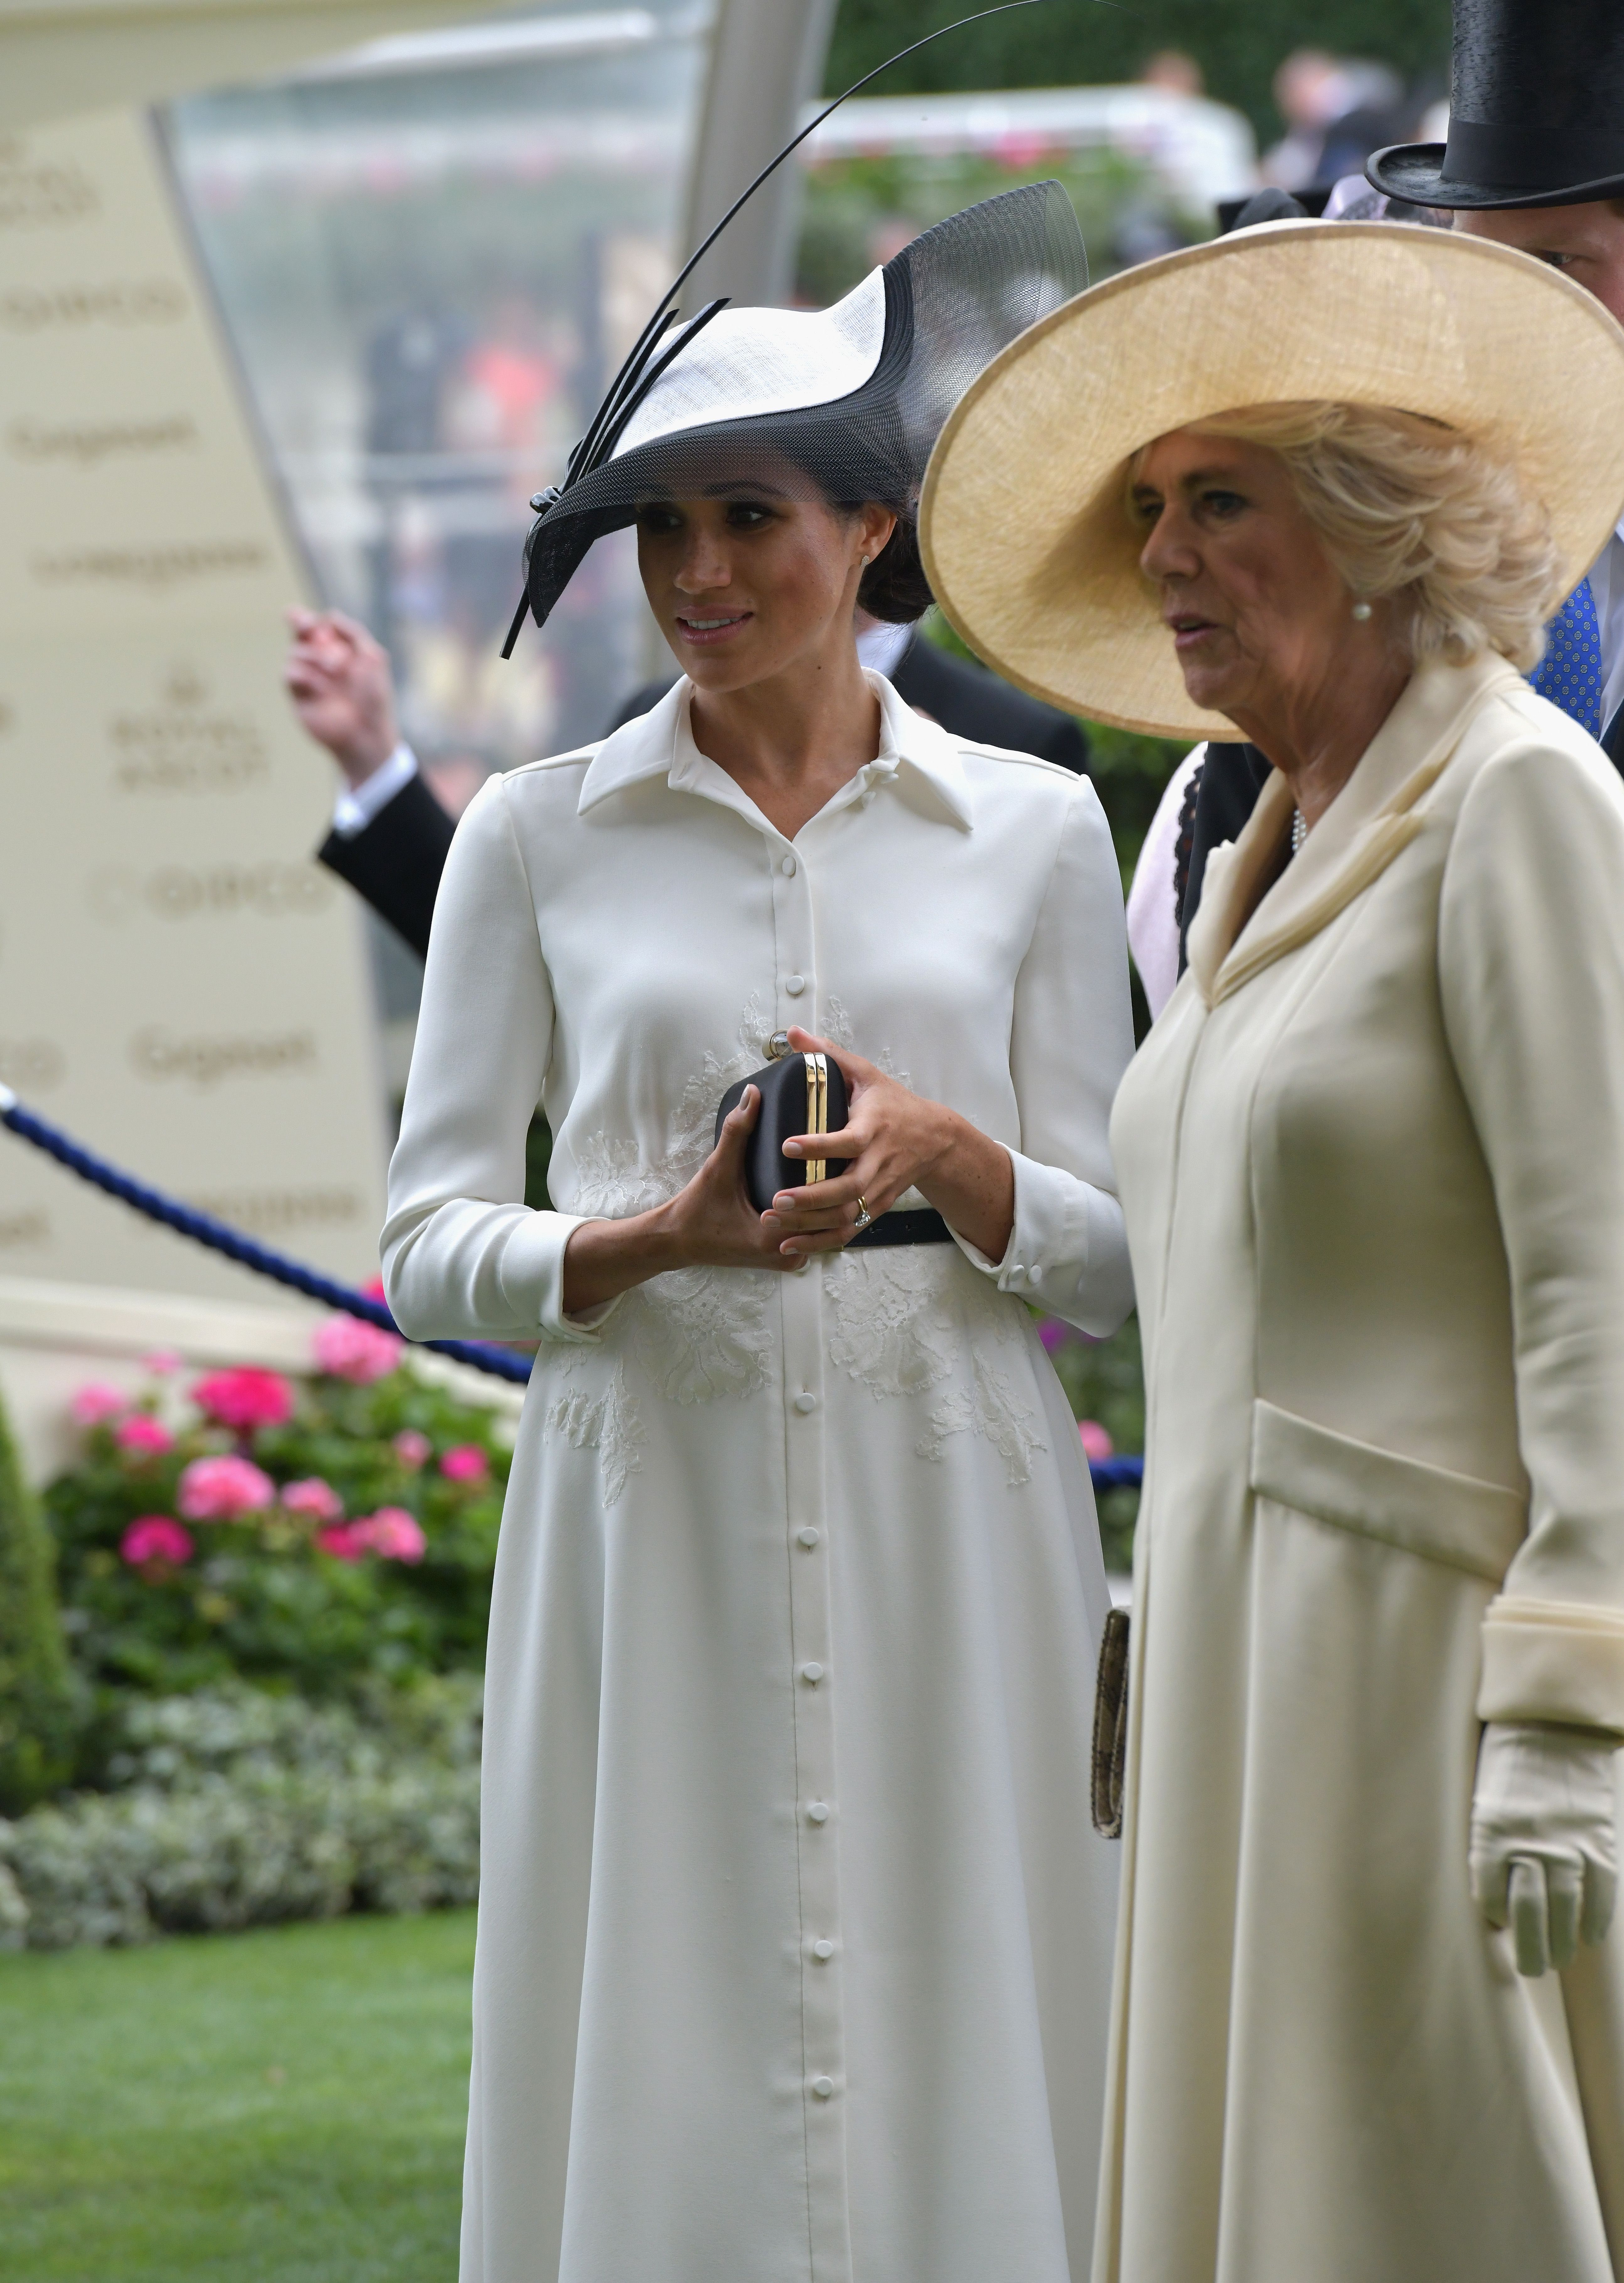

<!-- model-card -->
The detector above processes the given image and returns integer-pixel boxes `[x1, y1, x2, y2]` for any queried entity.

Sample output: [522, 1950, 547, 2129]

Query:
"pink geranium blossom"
[318, 1508, 428, 1564]
[120, 1515, 194, 1568]
[439, 1444, 489, 1484]
[312, 1314, 402, 1384]
[281, 1476, 343, 1524]
[1078, 1419, 1115, 1463]
[191, 1367, 295, 1435]
[72, 1382, 126, 1427]
[355, 1507, 428, 1563]
[141, 1349, 184, 1377]
[115, 1414, 174, 1457]
[392, 1428, 431, 1470]
[1036, 1317, 1072, 1354]
[177, 1453, 276, 1521]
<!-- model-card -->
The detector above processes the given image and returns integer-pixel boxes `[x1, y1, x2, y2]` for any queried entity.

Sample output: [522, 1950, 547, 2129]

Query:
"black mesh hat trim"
[518, 180, 1084, 634]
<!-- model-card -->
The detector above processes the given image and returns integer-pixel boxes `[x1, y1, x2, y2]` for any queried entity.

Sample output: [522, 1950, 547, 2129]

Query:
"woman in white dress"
[382, 187, 1133, 2283]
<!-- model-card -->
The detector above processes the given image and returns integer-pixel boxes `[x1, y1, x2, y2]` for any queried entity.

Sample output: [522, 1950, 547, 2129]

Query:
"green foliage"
[47, 1362, 512, 1720]
[826, 0, 1451, 143]
[0, 1680, 482, 1952]
[1045, 1314, 1144, 1572]
[797, 144, 1194, 308]
[0, 1388, 80, 1816]
[0, 1910, 473, 2281]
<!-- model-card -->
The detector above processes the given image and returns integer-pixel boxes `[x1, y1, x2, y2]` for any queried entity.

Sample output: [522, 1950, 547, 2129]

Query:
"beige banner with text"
[0, 108, 390, 1299]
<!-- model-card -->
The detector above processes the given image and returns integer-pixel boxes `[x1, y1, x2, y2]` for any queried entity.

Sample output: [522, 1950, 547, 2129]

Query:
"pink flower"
[312, 1314, 402, 1384]
[354, 1506, 427, 1563]
[392, 1429, 431, 1470]
[120, 1515, 194, 1568]
[191, 1367, 295, 1435]
[177, 1453, 276, 1521]
[281, 1476, 343, 1524]
[317, 1521, 367, 1562]
[141, 1349, 184, 1377]
[439, 1444, 489, 1484]
[1078, 1420, 1115, 1463]
[72, 1382, 127, 1427]
[115, 1413, 174, 1457]
[1036, 1317, 1072, 1355]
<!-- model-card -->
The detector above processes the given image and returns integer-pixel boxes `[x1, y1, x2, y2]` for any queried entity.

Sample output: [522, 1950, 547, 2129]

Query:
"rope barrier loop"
[0, 1090, 1145, 1484]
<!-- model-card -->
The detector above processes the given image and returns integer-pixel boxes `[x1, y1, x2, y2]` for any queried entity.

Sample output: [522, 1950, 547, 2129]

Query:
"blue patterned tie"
[1529, 577, 1604, 738]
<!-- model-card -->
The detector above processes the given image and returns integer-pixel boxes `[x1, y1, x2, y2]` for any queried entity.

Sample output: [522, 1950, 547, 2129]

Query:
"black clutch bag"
[715, 1051, 849, 1215]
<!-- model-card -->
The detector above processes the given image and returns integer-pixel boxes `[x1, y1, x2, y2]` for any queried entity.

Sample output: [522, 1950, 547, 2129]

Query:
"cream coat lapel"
[1189, 653, 1522, 1008]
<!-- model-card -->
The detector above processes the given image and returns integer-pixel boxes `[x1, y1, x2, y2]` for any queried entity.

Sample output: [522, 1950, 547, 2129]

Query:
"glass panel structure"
[165, 2, 713, 800]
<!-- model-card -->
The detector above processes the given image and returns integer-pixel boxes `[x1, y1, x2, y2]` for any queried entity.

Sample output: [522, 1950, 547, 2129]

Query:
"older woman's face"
[1132, 430, 1352, 722]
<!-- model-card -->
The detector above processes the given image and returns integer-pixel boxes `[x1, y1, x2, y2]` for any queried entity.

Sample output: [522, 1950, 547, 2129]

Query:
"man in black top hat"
[1370, 0, 1624, 764]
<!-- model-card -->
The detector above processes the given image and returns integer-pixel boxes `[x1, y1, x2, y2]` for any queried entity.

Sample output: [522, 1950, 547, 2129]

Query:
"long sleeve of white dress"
[382, 773, 607, 1345]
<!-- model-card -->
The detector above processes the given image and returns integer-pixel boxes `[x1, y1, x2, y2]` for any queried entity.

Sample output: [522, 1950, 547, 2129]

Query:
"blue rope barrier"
[0, 1084, 533, 1386]
[0, 1086, 1149, 1488]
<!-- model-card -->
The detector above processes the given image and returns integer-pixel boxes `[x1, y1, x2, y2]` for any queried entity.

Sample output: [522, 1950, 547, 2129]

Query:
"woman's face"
[635, 484, 896, 693]
[1131, 429, 1354, 724]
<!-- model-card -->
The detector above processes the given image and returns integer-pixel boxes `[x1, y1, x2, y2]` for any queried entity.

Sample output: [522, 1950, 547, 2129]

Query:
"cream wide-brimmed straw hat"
[918, 220, 1624, 738]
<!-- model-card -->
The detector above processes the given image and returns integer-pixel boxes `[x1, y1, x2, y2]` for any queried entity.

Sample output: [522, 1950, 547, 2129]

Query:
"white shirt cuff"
[331, 743, 418, 839]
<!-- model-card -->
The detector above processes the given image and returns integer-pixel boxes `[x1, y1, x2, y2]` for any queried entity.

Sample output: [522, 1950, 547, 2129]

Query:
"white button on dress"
[786, 975, 806, 996]
[383, 671, 1135, 2283]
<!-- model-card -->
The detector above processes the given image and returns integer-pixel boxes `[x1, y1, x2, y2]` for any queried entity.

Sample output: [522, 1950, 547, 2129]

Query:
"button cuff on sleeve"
[497, 1210, 627, 1343]
[951, 1145, 1132, 1337]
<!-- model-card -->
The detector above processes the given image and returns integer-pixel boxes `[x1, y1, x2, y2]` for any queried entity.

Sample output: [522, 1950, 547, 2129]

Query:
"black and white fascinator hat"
[499, 1, 1089, 654]
[506, 181, 1085, 647]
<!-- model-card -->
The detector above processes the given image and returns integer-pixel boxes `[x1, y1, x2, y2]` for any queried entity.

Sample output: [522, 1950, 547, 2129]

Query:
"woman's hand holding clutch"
[767, 1027, 1014, 1264]
[561, 1083, 812, 1314]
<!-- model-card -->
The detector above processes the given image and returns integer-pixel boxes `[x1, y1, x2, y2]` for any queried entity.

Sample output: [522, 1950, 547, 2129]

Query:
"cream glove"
[1469, 1722, 1619, 1977]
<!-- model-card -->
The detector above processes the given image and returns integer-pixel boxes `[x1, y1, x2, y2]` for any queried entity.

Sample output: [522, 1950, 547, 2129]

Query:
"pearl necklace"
[1291, 808, 1307, 855]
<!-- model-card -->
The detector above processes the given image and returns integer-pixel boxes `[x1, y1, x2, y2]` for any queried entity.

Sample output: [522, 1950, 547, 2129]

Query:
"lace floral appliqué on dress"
[545, 1000, 778, 1498]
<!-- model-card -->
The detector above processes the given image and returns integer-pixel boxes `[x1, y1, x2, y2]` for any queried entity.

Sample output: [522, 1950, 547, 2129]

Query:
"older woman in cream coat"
[923, 222, 1624, 2283]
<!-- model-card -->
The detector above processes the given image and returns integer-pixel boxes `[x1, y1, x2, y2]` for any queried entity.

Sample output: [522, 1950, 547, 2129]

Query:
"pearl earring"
[1351, 599, 1373, 622]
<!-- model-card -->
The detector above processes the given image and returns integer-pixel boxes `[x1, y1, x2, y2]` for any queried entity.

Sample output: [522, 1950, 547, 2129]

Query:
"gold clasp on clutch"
[804, 1051, 828, 1184]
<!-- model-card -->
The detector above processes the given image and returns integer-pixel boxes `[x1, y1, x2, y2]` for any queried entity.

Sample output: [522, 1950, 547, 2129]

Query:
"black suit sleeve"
[1603, 705, 1624, 778]
[317, 772, 457, 962]
[890, 638, 1091, 776]
[1177, 741, 1275, 972]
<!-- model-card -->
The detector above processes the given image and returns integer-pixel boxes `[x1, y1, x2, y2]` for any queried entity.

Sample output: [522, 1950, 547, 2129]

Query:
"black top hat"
[1368, 0, 1624, 210]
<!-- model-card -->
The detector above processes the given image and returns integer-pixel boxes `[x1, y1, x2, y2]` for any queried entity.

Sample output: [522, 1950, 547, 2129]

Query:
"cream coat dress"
[381, 675, 1133, 2283]
[1101, 652, 1624, 2283]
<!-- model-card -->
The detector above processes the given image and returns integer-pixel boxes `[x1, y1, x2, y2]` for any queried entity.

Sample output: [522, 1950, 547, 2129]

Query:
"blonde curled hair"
[1163, 402, 1565, 674]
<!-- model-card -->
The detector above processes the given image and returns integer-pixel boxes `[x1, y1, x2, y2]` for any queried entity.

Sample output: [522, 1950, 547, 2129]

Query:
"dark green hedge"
[0, 1389, 80, 1815]
[826, 0, 1451, 142]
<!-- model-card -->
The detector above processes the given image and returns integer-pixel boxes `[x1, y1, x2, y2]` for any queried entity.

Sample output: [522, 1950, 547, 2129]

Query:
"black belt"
[849, 1207, 952, 1249]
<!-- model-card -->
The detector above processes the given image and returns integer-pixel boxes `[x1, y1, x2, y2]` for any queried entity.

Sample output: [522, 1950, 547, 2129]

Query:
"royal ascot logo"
[0, 1038, 65, 1092]
[30, 540, 269, 590]
[7, 414, 199, 470]
[0, 1206, 49, 1250]
[185, 1187, 363, 1235]
[0, 279, 187, 332]
[108, 664, 268, 795]
[0, 138, 98, 231]
[131, 1029, 318, 1087]
[89, 859, 333, 922]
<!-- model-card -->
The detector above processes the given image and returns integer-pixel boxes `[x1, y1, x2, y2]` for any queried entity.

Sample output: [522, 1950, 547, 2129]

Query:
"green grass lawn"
[0, 1910, 474, 2283]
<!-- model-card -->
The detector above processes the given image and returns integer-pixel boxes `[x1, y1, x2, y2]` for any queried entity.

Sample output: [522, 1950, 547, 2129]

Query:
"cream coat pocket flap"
[1250, 1400, 1527, 1583]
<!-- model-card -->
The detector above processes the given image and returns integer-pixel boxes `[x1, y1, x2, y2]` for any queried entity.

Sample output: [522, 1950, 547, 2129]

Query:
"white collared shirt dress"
[382, 673, 1133, 2283]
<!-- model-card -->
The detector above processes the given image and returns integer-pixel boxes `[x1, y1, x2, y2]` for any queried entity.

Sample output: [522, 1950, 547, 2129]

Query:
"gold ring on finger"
[853, 1195, 872, 1232]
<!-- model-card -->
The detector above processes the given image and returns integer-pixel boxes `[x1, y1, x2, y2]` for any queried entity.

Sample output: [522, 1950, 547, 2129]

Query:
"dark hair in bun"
[856, 510, 934, 623]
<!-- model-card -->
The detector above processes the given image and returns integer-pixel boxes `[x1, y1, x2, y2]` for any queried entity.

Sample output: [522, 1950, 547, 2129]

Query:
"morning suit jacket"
[317, 633, 1090, 959]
